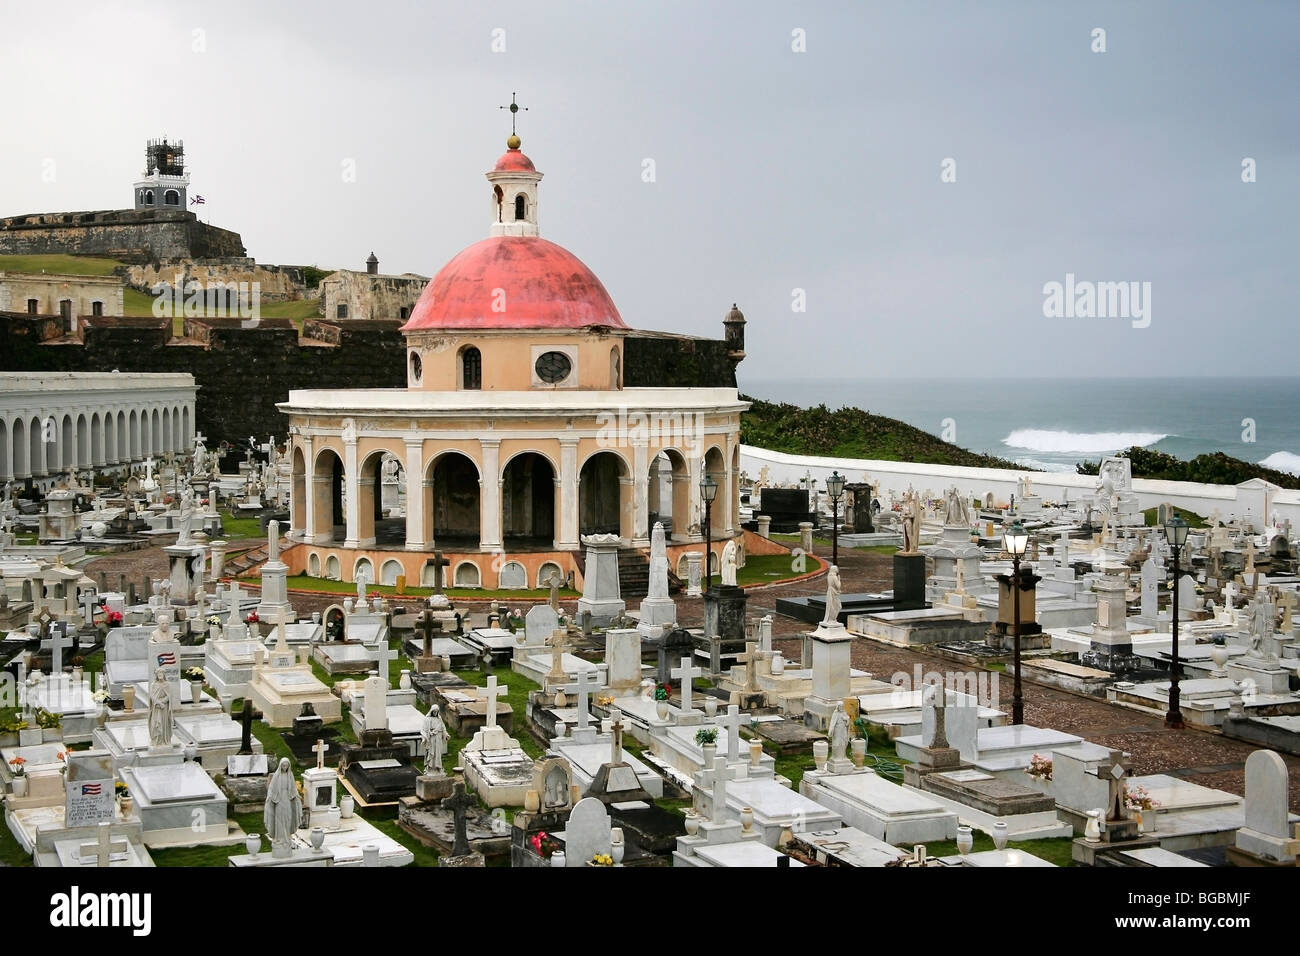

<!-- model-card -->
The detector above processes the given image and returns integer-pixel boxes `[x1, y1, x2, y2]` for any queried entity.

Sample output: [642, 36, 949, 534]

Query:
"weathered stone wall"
[623, 332, 738, 388]
[125, 258, 305, 301]
[0, 272, 124, 317]
[0, 208, 245, 262]
[319, 269, 428, 322]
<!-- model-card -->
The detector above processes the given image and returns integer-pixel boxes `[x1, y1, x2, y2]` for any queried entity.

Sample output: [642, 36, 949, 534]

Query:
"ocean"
[738, 377, 1300, 476]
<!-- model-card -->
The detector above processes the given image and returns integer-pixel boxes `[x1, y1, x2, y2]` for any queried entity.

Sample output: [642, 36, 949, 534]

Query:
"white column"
[404, 439, 425, 551]
[343, 438, 360, 549]
[479, 439, 502, 551]
[688, 455, 703, 538]
[631, 439, 650, 548]
[299, 436, 315, 541]
[557, 437, 579, 550]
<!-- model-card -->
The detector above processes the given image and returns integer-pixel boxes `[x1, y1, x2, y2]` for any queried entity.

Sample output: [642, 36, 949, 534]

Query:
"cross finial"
[499, 92, 528, 141]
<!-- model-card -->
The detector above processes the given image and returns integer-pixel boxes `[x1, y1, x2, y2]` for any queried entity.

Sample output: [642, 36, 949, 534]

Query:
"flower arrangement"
[92, 690, 109, 704]
[694, 727, 718, 747]
[654, 684, 671, 702]
[105, 609, 124, 628]
[1025, 753, 1054, 781]
[183, 667, 206, 682]
[34, 708, 61, 730]
[206, 615, 222, 628]
[245, 611, 260, 625]
[595, 694, 615, 707]
[1125, 784, 1158, 813]
[528, 831, 562, 858]
[114, 781, 130, 798]
[8, 756, 26, 777]
[590, 853, 613, 866]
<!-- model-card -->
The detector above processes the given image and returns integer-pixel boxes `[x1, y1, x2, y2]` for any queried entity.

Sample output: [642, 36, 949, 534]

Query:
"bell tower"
[134, 138, 189, 212]
[486, 94, 543, 238]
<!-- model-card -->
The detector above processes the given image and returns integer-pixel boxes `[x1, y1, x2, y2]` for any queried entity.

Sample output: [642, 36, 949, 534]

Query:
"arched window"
[164, 190, 180, 206]
[461, 346, 481, 390]
[494, 185, 504, 222]
[144, 190, 154, 205]
[409, 350, 422, 383]
[514, 194, 527, 221]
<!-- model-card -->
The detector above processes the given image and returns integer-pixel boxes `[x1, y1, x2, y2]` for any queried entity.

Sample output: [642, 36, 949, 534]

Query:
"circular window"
[409, 351, 422, 382]
[535, 351, 572, 384]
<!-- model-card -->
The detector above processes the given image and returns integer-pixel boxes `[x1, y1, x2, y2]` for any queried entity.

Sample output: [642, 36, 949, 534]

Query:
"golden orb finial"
[507, 133, 521, 149]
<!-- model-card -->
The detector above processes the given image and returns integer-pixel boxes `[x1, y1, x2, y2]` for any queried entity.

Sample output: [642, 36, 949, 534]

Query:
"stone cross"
[370, 640, 399, 683]
[546, 627, 570, 683]
[427, 551, 450, 595]
[1089, 751, 1132, 823]
[737, 641, 760, 692]
[610, 709, 624, 764]
[479, 675, 506, 729]
[722, 703, 744, 762]
[79, 822, 128, 867]
[79, 588, 99, 626]
[417, 609, 442, 658]
[225, 581, 246, 626]
[312, 738, 330, 770]
[545, 569, 564, 611]
[709, 755, 729, 822]
[47, 621, 74, 674]
[441, 781, 475, 857]
[575, 667, 598, 731]
[671, 656, 704, 713]
[238, 702, 261, 755]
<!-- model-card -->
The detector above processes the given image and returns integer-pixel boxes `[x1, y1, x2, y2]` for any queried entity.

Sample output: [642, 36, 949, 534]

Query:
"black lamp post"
[1163, 513, 1189, 728]
[700, 474, 717, 594]
[827, 471, 845, 567]
[1004, 519, 1029, 726]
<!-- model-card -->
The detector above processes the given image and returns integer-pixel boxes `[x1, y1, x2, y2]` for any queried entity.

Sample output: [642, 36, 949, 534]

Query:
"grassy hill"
[740, 395, 1028, 469]
[1078, 446, 1300, 490]
[0, 253, 124, 276]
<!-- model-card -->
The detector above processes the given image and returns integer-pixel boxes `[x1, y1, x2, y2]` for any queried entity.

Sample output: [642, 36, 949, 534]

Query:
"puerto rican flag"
[81, 783, 102, 796]
[157, 651, 177, 666]
[190, 194, 206, 205]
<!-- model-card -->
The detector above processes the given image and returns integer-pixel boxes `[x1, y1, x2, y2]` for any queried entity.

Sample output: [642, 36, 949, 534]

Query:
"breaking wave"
[1002, 429, 1167, 454]
[1259, 451, 1300, 476]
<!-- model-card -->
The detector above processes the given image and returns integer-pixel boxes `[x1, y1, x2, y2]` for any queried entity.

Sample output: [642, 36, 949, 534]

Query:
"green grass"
[220, 510, 265, 540]
[256, 299, 319, 320]
[0, 253, 125, 276]
[449, 667, 544, 762]
[905, 832, 1076, 867]
[705, 552, 822, 588]
[1142, 506, 1208, 529]
[281, 573, 578, 602]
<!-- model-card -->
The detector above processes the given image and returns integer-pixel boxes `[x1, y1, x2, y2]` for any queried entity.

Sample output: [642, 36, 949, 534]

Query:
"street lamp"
[826, 471, 845, 567]
[1163, 513, 1189, 728]
[1003, 519, 1030, 726]
[700, 473, 718, 594]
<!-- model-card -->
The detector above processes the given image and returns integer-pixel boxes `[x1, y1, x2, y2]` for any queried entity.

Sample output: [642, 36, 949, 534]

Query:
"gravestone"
[656, 627, 696, 686]
[577, 533, 626, 627]
[563, 796, 613, 867]
[64, 750, 116, 828]
[1229, 750, 1298, 865]
[524, 604, 559, 647]
[638, 522, 676, 631]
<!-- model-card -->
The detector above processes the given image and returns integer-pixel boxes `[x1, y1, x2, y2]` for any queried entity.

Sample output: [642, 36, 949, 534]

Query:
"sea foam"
[1259, 451, 1300, 476]
[1002, 429, 1167, 454]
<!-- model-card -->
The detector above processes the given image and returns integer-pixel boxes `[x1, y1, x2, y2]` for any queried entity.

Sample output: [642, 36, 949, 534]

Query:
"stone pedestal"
[1081, 575, 1129, 666]
[703, 585, 748, 674]
[577, 534, 625, 628]
[415, 773, 454, 803]
[847, 484, 873, 533]
[892, 552, 927, 612]
[803, 621, 852, 729]
[1226, 657, 1293, 696]
[165, 543, 206, 606]
[798, 522, 814, 553]
[209, 540, 228, 579]
[756, 515, 771, 538]
[685, 551, 703, 598]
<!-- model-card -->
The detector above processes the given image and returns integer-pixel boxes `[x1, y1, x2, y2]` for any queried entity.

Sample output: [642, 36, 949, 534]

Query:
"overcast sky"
[1, 0, 1295, 380]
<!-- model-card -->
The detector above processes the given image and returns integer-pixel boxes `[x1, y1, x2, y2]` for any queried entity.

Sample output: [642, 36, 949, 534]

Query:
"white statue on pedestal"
[721, 539, 738, 587]
[821, 565, 842, 626]
[422, 705, 448, 776]
[147, 668, 174, 748]
[264, 758, 302, 858]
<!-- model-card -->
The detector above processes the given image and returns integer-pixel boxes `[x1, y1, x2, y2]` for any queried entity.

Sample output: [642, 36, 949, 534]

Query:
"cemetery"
[1, 104, 1297, 879]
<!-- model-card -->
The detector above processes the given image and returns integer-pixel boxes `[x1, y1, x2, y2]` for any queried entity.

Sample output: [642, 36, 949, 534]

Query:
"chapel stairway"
[615, 547, 684, 599]
[225, 538, 297, 578]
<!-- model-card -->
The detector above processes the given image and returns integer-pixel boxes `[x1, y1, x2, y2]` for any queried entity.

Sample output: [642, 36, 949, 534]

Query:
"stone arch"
[498, 560, 528, 590]
[454, 560, 481, 588]
[703, 445, 726, 534]
[358, 448, 405, 548]
[29, 416, 43, 477]
[650, 448, 690, 539]
[312, 448, 345, 543]
[76, 413, 90, 466]
[427, 450, 480, 548]
[128, 410, 140, 459]
[308, 551, 321, 577]
[459, 345, 482, 390]
[161, 408, 171, 454]
[90, 412, 103, 465]
[144, 189, 154, 205]
[579, 449, 632, 538]
[353, 556, 374, 585]
[151, 408, 162, 456]
[164, 189, 180, 206]
[0, 418, 8, 479]
[290, 446, 307, 534]
[536, 561, 563, 590]
[324, 554, 341, 580]
[12, 418, 27, 479]
[104, 410, 116, 463]
[117, 411, 127, 460]
[502, 450, 556, 543]
[322, 604, 346, 640]
[514, 193, 527, 221]
[379, 559, 404, 586]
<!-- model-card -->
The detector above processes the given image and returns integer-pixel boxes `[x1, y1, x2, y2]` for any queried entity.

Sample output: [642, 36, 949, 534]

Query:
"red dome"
[401, 237, 626, 332]
[493, 148, 536, 172]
